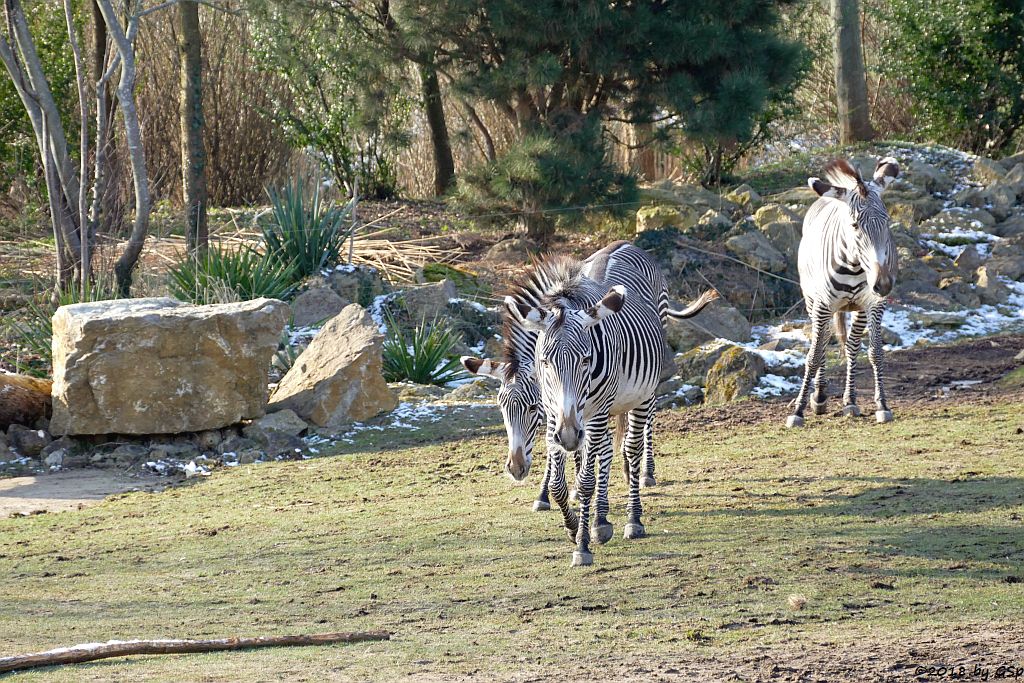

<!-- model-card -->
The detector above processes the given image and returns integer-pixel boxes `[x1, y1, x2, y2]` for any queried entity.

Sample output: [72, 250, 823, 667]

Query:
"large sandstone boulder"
[635, 204, 700, 234]
[290, 286, 347, 327]
[753, 203, 801, 229]
[759, 221, 802, 261]
[403, 279, 458, 321]
[664, 300, 752, 352]
[327, 265, 388, 307]
[704, 347, 766, 405]
[268, 304, 397, 429]
[51, 298, 288, 436]
[725, 230, 787, 273]
[905, 160, 955, 195]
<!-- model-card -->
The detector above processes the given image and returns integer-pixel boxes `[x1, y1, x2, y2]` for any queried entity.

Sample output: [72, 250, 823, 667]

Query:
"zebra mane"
[823, 159, 868, 197]
[501, 256, 589, 380]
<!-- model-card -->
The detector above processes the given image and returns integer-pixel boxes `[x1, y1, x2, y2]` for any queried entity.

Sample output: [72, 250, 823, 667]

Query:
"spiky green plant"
[263, 179, 354, 279]
[168, 246, 297, 305]
[381, 310, 467, 386]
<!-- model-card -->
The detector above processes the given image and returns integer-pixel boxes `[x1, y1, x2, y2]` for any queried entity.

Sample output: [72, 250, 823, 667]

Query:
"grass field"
[2, 395, 1023, 681]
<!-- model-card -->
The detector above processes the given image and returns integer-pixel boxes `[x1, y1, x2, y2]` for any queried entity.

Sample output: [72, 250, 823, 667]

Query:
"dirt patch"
[0, 469, 167, 517]
[660, 334, 1024, 435]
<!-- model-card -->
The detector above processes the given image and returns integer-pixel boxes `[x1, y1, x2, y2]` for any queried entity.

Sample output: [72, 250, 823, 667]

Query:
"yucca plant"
[168, 246, 297, 305]
[381, 310, 467, 386]
[263, 179, 354, 279]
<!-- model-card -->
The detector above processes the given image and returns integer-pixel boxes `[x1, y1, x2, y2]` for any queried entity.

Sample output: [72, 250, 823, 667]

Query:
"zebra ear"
[461, 356, 508, 380]
[809, 177, 845, 198]
[873, 157, 900, 190]
[504, 295, 548, 331]
[578, 285, 626, 328]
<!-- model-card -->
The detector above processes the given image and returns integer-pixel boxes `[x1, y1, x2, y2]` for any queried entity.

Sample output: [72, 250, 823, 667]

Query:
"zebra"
[503, 256, 669, 567]
[786, 157, 900, 428]
[462, 242, 716, 513]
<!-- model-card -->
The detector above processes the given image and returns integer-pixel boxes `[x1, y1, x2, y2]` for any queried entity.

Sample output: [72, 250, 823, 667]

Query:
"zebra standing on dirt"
[462, 242, 716, 513]
[786, 157, 900, 428]
[502, 256, 669, 566]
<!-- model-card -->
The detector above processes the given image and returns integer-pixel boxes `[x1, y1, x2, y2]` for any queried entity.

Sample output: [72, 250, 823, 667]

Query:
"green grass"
[1, 398, 1023, 680]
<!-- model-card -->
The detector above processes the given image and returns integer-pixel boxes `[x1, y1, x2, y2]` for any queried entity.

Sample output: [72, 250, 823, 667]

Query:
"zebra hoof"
[811, 399, 828, 415]
[842, 405, 861, 418]
[532, 499, 551, 512]
[592, 522, 614, 545]
[785, 415, 805, 428]
[640, 475, 657, 488]
[571, 550, 594, 567]
[624, 522, 646, 540]
[876, 410, 893, 424]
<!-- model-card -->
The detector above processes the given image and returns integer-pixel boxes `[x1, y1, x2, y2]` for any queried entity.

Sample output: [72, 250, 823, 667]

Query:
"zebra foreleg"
[533, 450, 552, 512]
[544, 422, 578, 541]
[641, 407, 656, 488]
[842, 310, 868, 418]
[571, 417, 607, 567]
[810, 365, 828, 415]
[591, 422, 615, 545]
[787, 307, 832, 428]
[624, 397, 654, 539]
[867, 304, 893, 423]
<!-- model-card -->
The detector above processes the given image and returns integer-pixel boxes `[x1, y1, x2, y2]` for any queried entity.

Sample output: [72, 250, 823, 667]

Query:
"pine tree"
[397, 1, 805, 239]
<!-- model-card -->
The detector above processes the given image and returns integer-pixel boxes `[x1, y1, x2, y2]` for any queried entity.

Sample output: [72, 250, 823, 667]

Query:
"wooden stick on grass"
[0, 631, 391, 674]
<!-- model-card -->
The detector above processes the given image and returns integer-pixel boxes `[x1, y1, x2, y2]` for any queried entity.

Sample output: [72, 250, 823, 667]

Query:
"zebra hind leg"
[640, 407, 656, 488]
[591, 423, 615, 545]
[624, 399, 653, 540]
[842, 311, 868, 418]
[787, 308, 832, 428]
[867, 305, 893, 423]
[810, 365, 828, 415]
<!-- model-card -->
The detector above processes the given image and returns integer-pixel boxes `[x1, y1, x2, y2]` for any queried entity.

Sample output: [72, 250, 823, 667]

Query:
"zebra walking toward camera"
[462, 242, 716, 514]
[786, 157, 900, 428]
[503, 257, 669, 566]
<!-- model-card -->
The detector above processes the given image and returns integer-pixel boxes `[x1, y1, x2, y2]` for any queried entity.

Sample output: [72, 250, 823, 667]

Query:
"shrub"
[881, 0, 1024, 154]
[168, 246, 297, 304]
[381, 311, 467, 386]
[263, 179, 354, 279]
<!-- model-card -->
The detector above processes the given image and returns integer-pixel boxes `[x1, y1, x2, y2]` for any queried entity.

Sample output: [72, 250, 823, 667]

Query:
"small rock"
[724, 184, 762, 210]
[953, 245, 983, 273]
[972, 157, 1007, 185]
[402, 279, 458, 321]
[6, 424, 52, 458]
[264, 431, 306, 459]
[725, 231, 787, 274]
[40, 436, 75, 459]
[327, 265, 388, 307]
[109, 444, 149, 466]
[446, 380, 496, 402]
[759, 338, 804, 352]
[665, 301, 752, 352]
[485, 238, 538, 264]
[674, 341, 733, 386]
[905, 160, 955, 195]
[218, 435, 260, 455]
[635, 204, 700, 234]
[44, 450, 65, 468]
[391, 383, 447, 403]
[753, 204, 800, 229]
[196, 430, 222, 451]
[237, 449, 262, 465]
[974, 266, 1011, 305]
[938, 277, 981, 309]
[290, 287, 348, 328]
[704, 347, 767, 405]
[250, 409, 309, 437]
[909, 311, 964, 329]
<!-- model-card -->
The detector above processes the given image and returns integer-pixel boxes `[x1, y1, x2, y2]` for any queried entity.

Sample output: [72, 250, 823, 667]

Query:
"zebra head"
[505, 285, 626, 453]
[460, 357, 543, 481]
[809, 157, 901, 297]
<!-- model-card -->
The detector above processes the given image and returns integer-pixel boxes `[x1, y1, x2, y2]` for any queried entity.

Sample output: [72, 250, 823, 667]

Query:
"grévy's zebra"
[786, 157, 900, 428]
[462, 242, 716, 513]
[502, 254, 692, 566]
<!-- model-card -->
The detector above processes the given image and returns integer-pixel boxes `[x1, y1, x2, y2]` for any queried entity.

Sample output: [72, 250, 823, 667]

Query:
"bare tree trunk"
[418, 55, 455, 196]
[178, 0, 208, 255]
[64, 0, 92, 296]
[831, 0, 873, 143]
[95, 0, 151, 297]
[632, 122, 657, 181]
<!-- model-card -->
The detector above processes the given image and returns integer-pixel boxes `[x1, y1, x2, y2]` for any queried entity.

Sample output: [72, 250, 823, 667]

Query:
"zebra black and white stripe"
[787, 157, 900, 428]
[505, 256, 673, 566]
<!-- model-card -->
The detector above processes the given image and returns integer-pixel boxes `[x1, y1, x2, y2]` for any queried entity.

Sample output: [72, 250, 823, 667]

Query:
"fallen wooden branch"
[0, 631, 391, 674]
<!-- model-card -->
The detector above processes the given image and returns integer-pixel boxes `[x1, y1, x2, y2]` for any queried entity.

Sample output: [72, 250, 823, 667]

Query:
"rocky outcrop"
[50, 297, 288, 436]
[636, 204, 699, 234]
[725, 230, 787, 273]
[269, 304, 397, 429]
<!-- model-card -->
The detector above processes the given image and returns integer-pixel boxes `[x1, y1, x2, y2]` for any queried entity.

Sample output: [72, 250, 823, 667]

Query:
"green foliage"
[0, 0, 80, 192]
[167, 246, 297, 305]
[249, 4, 412, 199]
[381, 311, 467, 386]
[455, 115, 637, 239]
[263, 179, 353, 279]
[881, 0, 1024, 153]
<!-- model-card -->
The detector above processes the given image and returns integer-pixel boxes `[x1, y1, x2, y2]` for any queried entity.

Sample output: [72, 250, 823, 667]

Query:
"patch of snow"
[753, 374, 803, 398]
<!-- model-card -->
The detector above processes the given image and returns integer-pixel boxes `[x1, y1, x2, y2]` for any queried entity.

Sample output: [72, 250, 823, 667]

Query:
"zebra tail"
[665, 289, 719, 319]
[833, 311, 847, 360]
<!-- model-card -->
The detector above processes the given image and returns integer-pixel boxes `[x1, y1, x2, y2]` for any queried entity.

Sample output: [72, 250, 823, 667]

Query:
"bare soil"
[0, 469, 167, 517]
